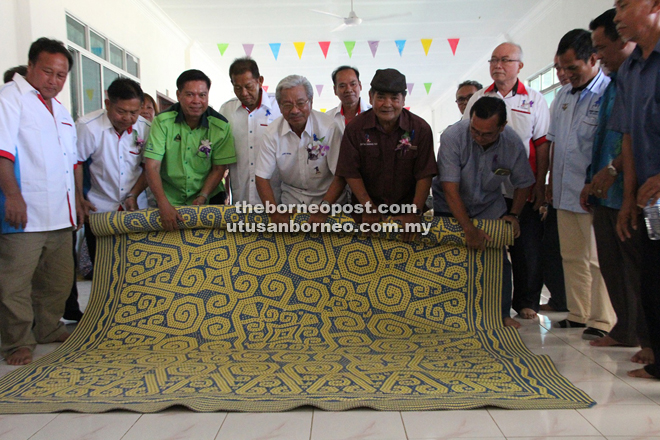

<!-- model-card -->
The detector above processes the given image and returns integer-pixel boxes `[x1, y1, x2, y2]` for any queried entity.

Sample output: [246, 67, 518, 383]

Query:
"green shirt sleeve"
[210, 119, 237, 166]
[143, 115, 167, 161]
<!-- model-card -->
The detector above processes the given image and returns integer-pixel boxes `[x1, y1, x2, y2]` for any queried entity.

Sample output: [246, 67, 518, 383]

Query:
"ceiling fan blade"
[310, 9, 345, 19]
[362, 12, 412, 22]
[331, 23, 348, 32]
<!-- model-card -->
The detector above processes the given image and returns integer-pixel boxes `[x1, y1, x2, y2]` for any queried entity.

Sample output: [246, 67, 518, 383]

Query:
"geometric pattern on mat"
[0, 206, 595, 412]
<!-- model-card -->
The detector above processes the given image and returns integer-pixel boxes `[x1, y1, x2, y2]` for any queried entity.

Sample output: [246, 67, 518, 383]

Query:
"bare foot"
[589, 335, 622, 347]
[632, 347, 655, 365]
[54, 332, 70, 343]
[518, 308, 537, 319]
[503, 317, 521, 329]
[627, 367, 655, 379]
[5, 347, 33, 365]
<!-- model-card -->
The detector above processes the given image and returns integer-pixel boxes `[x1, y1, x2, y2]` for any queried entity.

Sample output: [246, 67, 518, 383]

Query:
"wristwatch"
[606, 160, 618, 177]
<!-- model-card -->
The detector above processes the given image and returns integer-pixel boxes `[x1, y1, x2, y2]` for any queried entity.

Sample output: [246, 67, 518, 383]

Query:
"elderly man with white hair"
[255, 75, 343, 224]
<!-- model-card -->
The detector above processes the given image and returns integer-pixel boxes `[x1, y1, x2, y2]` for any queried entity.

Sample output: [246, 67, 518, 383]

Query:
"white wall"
[431, 0, 612, 135]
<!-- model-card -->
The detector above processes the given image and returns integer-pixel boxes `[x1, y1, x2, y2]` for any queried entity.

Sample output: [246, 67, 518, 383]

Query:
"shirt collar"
[173, 102, 210, 128]
[484, 79, 526, 97]
[101, 110, 134, 135]
[569, 69, 606, 96]
[280, 111, 315, 138]
[340, 98, 367, 116]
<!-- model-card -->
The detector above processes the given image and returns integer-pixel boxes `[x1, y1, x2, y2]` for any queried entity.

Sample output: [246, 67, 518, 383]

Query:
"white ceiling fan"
[311, 0, 411, 32]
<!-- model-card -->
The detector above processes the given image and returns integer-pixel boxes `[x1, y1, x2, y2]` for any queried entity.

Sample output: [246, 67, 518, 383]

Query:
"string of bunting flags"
[217, 38, 460, 59]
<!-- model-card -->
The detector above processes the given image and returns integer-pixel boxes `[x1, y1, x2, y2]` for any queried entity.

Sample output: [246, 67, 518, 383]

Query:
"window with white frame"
[527, 65, 561, 107]
[66, 13, 140, 120]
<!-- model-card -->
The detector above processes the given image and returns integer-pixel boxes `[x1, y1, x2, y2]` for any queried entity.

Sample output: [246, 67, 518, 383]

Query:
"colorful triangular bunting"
[448, 38, 460, 56]
[243, 44, 254, 58]
[404, 106, 410, 111]
[368, 41, 380, 58]
[85, 89, 94, 101]
[421, 39, 433, 56]
[320, 108, 327, 113]
[269, 43, 281, 60]
[319, 41, 331, 58]
[263, 86, 269, 93]
[424, 83, 432, 94]
[293, 42, 305, 59]
[344, 41, 356, 58]
[407, 83, 414, 95]
[395, 40, 406, 56]
[217, 43, 229, 56]
[316, 85, 324, 96]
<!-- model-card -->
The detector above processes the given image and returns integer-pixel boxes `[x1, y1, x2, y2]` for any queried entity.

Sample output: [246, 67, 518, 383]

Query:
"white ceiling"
[151, 0, 548, 115]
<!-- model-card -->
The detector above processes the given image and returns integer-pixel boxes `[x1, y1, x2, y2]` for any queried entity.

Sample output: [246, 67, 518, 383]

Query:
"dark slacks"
[542, 205, 568, 311]
[593, 206, 648, 346]
[641, 232, 660, 378]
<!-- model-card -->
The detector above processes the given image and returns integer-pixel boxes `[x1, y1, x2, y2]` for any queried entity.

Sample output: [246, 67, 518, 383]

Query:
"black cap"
[370, 69, 406, 94]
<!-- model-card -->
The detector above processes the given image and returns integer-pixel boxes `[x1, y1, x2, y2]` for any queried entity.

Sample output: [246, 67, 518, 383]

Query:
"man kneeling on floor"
[432, 96, 535, 328]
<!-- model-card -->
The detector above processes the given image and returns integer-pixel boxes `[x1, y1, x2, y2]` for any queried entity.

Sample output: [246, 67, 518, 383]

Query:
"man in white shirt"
[255, 75, 343, 223]
[220, 58, 281, 205]
[0, 38, 78, 365]
[75, 78, 151, 265]
[327, 66, 371, 131]
[463, 43, 551, 321]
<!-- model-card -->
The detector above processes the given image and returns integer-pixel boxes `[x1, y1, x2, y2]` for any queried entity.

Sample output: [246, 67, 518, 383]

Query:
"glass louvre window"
[82, 56, 102, 115]
[66, 16, 86, 48]
[109, 43, 124, 69]
[126, 53, 139, 77]
[527, 65, 562, 106]
[68, 47, 81, 121]
[103, 67, 119, 94]
[90, 31, 106, 59]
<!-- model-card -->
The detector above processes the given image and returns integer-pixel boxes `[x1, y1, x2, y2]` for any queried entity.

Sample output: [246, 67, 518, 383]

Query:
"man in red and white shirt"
[220, 58, 281, 205]
[463, 42, 551, 323]
[327, 66, 371, 132]
[75, 78, 151, 265]
[0, 38, 78, 365]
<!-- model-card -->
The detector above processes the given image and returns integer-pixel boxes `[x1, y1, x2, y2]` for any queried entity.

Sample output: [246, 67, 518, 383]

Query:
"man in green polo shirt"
[144, 69, 236, 230]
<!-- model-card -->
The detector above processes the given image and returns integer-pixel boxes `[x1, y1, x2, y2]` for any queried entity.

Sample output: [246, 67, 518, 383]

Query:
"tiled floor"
[0, 282, 658, 440]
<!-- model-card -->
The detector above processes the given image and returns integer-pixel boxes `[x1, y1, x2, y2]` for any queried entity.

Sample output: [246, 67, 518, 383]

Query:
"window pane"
[68, 47, 81, 121]
[82, 56, 102, 115]
[110, 43, 123, 69]
[103, 67, 119, 97]
[530, 77, 541, 92]
[66, 16, 86, 48]
[90, 31, 106, 59]
[543, 89, 555, 107]
[126, 53, 139, 77]
[541, 70, 554, 90]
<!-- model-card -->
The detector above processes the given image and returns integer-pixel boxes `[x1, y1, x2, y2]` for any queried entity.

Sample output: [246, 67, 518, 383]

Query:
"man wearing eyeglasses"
[462, 42, 552, 322]
[220, 58, 281, 206]
[433, 96, 535, 329]
[455, 80, 482, 115]
[255, 75, 343, 224]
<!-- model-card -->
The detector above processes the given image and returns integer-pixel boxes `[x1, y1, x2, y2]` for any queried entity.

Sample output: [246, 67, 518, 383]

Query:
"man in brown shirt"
[330, 69, 436, 236]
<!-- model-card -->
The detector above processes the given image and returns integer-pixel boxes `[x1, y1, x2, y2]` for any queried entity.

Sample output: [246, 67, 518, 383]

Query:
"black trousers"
[641, 232, 660, 378]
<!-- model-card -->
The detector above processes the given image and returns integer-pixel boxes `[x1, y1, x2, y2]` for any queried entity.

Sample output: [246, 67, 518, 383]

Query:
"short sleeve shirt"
[547, 70, 610, 213]
[255, 110, 342, 206]
[335, 108, 437, 207]
[609, 40, 660, 185]
[220, 90, 281, 205]
[143, 103, 236, 206]
[0, 74, 77, 233]
[76, 109, 151, 212]
[327, 97, 371, 133]
[432, 120, 535, 219]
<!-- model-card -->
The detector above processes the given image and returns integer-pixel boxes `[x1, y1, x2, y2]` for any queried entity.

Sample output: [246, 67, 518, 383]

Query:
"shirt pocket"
[190, 149, 212, 173]
[481, 168, 508, 192]
[577, 115, 599, 144]
[362, 147, 381, 176]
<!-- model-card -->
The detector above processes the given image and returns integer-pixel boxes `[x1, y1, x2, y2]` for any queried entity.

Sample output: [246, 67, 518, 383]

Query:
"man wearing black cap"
[330, 68, 436, 239]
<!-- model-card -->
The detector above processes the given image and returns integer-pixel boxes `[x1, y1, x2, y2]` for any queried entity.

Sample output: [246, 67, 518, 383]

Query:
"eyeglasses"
[470, 125, 500, 141]
[280, 100, 309, 112]
[488, 58, 520, 65]
[456, 95, 474, 104]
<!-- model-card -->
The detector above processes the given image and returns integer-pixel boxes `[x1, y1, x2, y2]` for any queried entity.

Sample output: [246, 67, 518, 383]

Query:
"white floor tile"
[488, 409, 601, 437]
[552, 359, 620, 383]
[506, 437, 605, 440]
[121, 409, 226, 440]
[216, 411, 312, 440]
[578, 405, 660, 436]
[571, 380, 655, 405]
[0, 414, 57, 440]
[28, 412, 140, 440]
[402, 409, 504, 439]
[311, 410, 407, 440]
